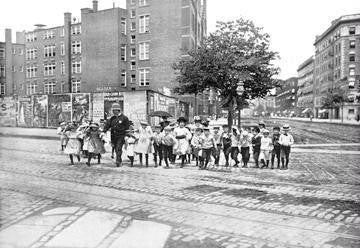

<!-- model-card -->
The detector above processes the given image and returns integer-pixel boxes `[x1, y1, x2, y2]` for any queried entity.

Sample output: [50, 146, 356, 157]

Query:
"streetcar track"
[1, 170, 359, 243]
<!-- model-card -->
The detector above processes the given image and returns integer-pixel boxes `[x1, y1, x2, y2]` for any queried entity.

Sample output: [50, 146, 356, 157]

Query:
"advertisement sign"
[0, 96, 17, 126]
[124, 91, 147, 124]
[72, 93, 90, 123]
[32, 95, 48, 127]
[92, 93, 105, 123]
[17, 97, 33, 127]
[48, 94, 71, 127]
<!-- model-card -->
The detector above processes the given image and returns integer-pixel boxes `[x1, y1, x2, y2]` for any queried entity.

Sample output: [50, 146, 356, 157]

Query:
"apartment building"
[314, 14, 360, 120]
[275, 77, 298, 113]
[0, 29, 25, 96]
[297, 56, 314, 115]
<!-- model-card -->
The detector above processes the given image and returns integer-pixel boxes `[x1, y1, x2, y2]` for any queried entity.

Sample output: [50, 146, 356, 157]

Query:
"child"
[85, 123, 106, 166]
[134, 121, 153, 167]
[220, 125, 232, 167]
[63, 124, 81, 165]
[57, 122, 68, 151]
[279, 124, 294, 170]
[125, 129, 137, 167]
[230, 128, 240, 167]
[201, 127, 216, 169]
[191, 127, 203, 167]
[152, 125, 163, 167]
[212, 127, 222, 166]
[271, 126, 281, 169]
[161, 126, 176, 168]
[252, 127, 262, 168]
[260, 129, 273, 169]
[239, 129, 251, 168]
[173, 117, 192, 168]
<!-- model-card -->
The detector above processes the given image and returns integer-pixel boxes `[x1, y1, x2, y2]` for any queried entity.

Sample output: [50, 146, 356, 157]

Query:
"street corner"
[0, 204, 175, 248]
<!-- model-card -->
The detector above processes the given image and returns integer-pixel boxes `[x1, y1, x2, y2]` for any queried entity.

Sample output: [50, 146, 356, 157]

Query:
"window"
[131, 35, 136, 43]
[131, 74, 136, 84]
[61, 61, 65, 75]
[349, 78, 355, 88]
[27, 82, 37, 95]
[44, 62, 56, 76]
[349, 53, 355, 62]
[12, 48, 16, 54]
[350, 40, 355, 49]
[26, 33, 37, 42]
[0, 48, 5, 58]
[139, 0, 148, 6]
[121, 70, 126, 87]
[130, 0, 136, 4]
[19, 48, 24, 55]
[349, 26, 356, 35]
[0, 65, 5, 77]
[26, 48, 37, 60]
[44, 80, 56, 94]
[60, 42, 65, 56]
[71, 40, 81, 54]
[130, 61, 136, 70]
[139, 15, 150, 33]
[131, 10, 136, 18]
[349, 68, 355, 76]
[131, 22, 136, 31]
[71, 25, 81, 35]
[26, 66, 37, 78]
[20, 66, 24, 72]
[12, 66, 16, 72]
[121, 18, 126, 34]
[349, 109, 355, 114]
[0, 83, 5, 95]
[139, 42, 149, 60]
[120, 44, 126, 61]
[44, 30, 55, 39]
[71, 79, 81, 93]
[72, 61, 81, 74]
[131, 48, 136, 57]
[44, 45, 56, 57]
[60, 28, 65, 37]
[139, 68, 150, 86]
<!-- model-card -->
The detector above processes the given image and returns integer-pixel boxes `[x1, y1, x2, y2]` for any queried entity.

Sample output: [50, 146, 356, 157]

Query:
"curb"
[0, 133, 58, 140]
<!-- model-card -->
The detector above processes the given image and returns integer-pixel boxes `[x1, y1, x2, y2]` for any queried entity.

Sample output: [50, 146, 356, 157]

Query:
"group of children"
[57, 117, 294, 170]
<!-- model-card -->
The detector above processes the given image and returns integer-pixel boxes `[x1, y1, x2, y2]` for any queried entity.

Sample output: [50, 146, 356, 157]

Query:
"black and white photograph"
[0, 0, 359, 247]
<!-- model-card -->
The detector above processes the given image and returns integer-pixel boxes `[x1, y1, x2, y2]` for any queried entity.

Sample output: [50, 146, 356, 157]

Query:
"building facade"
[0, 29, 25, 96]
[297, 56, 314, 115]
[313, 14, 360, 120]
[275, 77, 298, 114]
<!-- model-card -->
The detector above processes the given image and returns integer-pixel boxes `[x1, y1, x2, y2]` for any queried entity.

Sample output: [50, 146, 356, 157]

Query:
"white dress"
[134, 126, 153, 154]
[173, 127, 192, 155]
[125, 136, 136, 157]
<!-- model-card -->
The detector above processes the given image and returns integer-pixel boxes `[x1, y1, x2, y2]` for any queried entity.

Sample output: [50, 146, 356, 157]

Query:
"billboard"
[32, 95, 48, 127]
[17, 97, 33, 127]
[0, 96, 17, 126]
[104, 92, 124, 120]
[48, 94, 72, 127]
[72, 93, 90, 123]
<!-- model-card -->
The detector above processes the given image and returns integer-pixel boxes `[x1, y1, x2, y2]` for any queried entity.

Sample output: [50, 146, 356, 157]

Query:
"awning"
[319, 109, 328, 114]
[302, 108, 310, 114]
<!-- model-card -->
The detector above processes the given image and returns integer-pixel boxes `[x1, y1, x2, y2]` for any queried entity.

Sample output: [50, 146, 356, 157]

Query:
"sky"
[1, 0, 359, 79]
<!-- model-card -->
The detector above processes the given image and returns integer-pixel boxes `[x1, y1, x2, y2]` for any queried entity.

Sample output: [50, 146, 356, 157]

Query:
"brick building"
[314, 14, 360, 120]
[297, 56, 314, 115]
[275, 77, 298, 114]
[0, 29, 25, 96]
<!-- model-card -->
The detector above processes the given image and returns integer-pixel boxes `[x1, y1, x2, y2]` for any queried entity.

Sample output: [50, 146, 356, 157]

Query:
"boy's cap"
[273, 126, 281, 130]
[195, 127, 203, 132]
[262, 129, 270, 134]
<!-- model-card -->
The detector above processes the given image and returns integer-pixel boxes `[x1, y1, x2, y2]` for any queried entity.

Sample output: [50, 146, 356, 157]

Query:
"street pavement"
[0, 121, 360, 248]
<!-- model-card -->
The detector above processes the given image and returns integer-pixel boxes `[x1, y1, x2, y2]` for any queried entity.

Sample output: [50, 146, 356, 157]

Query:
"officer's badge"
[118, 120, 122, 124]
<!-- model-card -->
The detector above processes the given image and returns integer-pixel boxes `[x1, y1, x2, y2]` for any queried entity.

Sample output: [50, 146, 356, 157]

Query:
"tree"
[173, 18, 280, 128]
[322, 87, 347, 122]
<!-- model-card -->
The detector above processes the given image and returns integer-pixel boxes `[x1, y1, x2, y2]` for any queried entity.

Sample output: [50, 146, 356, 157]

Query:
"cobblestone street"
[1, 125, 360, 247]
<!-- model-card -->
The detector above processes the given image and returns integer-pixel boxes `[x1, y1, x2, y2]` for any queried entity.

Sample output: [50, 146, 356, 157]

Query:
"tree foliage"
[322, 88, 347, 109]
[173, 18, 280, 106]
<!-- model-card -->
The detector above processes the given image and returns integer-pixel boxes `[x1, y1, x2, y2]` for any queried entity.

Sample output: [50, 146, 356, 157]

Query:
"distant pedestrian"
[279, 124, 294, 169]
[260, 129, 273, 169]
[161, 126, 177, 168]
[85, 123, 106, 166]
[252, 127, 262, 168]
[103, 103, 130, 167]
[63, 124, 81, 165]
[271, 126, 281, 169]
[57, 122, 68, 151]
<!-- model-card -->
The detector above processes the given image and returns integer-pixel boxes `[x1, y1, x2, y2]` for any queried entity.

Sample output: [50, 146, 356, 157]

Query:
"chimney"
[93, 0, 98, 12]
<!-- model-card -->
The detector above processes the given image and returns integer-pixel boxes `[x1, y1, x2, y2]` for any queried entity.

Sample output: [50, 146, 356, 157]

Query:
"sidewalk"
[272, 116, 360, 125]
[0, 126, 58, 140]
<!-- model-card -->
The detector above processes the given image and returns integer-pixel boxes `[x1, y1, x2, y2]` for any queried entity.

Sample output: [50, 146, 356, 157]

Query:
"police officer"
[103, 103, 130, 167]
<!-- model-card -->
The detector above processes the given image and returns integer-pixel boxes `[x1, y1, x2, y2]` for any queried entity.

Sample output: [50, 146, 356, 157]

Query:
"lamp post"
[236, 81, 244, 129]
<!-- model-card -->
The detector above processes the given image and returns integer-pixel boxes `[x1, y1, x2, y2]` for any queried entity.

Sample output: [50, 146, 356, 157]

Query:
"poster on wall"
[48, 94, 71, 127]
[0, 96, 17, 126]
[32, 95, 48, 127]
[104, 92, 124, 120]
[124, 91, 147, 125]
[17, 97, 33, 127]
[72, 93, 90, 123]
[92, 93, 104, 123]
